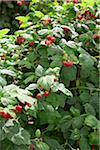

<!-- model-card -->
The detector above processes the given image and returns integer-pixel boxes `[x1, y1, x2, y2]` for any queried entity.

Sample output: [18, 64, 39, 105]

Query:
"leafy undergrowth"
[0, 0, 100, 150]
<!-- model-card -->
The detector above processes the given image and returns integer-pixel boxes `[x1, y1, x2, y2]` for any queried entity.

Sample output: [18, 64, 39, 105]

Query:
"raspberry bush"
[0, 0, 99, 150]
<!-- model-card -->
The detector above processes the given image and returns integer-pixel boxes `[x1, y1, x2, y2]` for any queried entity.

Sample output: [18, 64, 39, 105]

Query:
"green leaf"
[0, 128, 6, 141]
[35, 11, 44, 18]
[38, 29, 49, 36]
[72, 116, 84, 129]
[0, 69, 16, 77]
[70, 129, 80, 141]
[70, 106, 80, 117]
[89, 131, 100, 145]
[26, 83, 37, 90]
[79, 91, 91, 104]
[24, 75, 35, 84]
[58, 83, 72, 97]
[0, 29, 10, 39]
[79, 53, 94, 67]
[0, 77, 7, 86]
[21, 33, 33, 40]
[84, 115, 99, 129]
[20, 22, 33, 28]
[37, 75, 56, 91]
[46, 93, 66, 108]
[16, 16, 30, 22]
[84, 103, 96, 116]
[36, 141, 49, 150]
[79, 137, 91, 150]
[44, 138, 64, 150]
[11, 128, 31, 145]
[35, 65, 45, 77]
[61, 66, 77, 85]
[47, 45, 64, 56]
[58, 115, 72, 133]
[50, 55, 62, 68]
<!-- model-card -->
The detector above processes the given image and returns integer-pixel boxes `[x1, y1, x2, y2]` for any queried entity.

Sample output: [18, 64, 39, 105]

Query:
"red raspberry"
[3, 112, 12, 119]
[17, 1, 23, 6]
[93, 35, 100, 39]
[45, 40, 52, 46]
[36, 93, 42, 99]
[47, 35, 52, 40]
[62, 27, 70, 33]
[29, 41, 35, 47]
[15, 105, 22, 113]
[50, 37, 56, 43]
[63, 61, 74, 67]
[44, 91, 49, 97]
[16, 36, 25, 44]
[93, 15, 97, 19]
[73, 0, 78, 3]
[78, 16, 83, 20]
[26, 103, 32, 107]
[48, 18, 51, 23]
[0, 111, 4, 116]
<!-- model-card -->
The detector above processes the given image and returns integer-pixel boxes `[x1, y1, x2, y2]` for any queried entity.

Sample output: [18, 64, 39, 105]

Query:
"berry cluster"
[45, 35, 56, 46]
[36, 91, 49, 99]
[78, 10, 97, 20]
[0, 111, 12, 119]
[0, 100, 33, 119]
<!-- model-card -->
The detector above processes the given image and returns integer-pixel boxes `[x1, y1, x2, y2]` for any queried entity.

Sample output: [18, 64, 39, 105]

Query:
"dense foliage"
[0, 0, 100, 150]
[0, 0, 30, 33]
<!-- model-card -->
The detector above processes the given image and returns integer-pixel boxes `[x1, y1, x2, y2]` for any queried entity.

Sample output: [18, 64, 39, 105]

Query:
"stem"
[62, 142, 76, 150]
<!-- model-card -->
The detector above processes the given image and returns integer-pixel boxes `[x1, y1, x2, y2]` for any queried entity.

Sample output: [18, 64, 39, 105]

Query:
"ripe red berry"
[17, 1, 23, 6]
[16, 36, 25, 44]
[15, 105, 22, 113]
[45, 40, 52, 46]
[26, 103, 32, 107]
[93, 35, 100, 39]
[73, 0, 78, 3]
[3, 112, 12, 119]
[47, 35, 52, 40]
[29, 41, 35, 47]
[78, 16, 83, 20]
[48, 18, 51, 23]
[63, 61, 74, 67]
[0, 111, 4, 116]
[62, 27, 70, 33]
[93, 15, 97, 19]
[44, 91, 49, 97]
[50, 37, 56, 43]
[36, 93, 42, 99]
